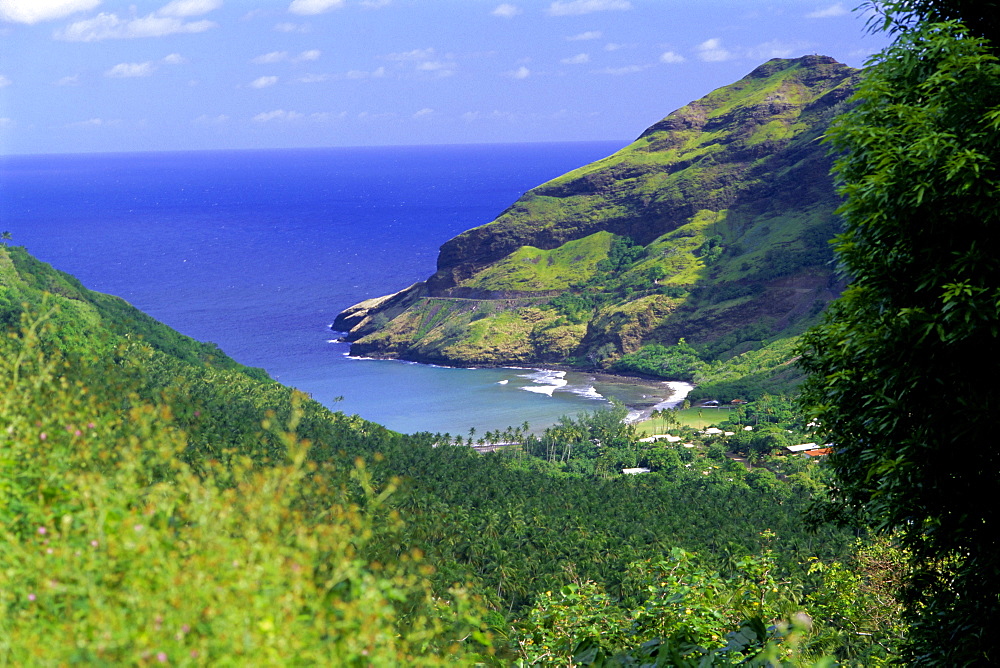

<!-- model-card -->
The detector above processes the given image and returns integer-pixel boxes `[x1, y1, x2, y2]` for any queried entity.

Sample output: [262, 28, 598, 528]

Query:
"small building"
[639, 434, 683, 443]
[622, 467, 651, 475]
[803, 448, 833, 457]
[786, 443, 819, 453]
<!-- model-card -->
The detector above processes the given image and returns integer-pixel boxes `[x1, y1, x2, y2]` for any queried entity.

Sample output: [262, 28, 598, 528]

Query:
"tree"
[798, 11, 1000, 665]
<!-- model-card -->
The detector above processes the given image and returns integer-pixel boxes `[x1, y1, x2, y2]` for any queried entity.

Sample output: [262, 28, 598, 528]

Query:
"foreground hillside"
[335, 55, 858, 400]
[2, 245, 904, 664]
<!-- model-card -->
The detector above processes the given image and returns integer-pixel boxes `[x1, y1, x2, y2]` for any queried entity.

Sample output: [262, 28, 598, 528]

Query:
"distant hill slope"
[0, 244, 269, 380]
[334, 55, 858, 398]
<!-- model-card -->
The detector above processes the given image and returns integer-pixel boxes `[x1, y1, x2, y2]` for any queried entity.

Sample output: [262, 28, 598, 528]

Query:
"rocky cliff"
[334, 55, 858, 392]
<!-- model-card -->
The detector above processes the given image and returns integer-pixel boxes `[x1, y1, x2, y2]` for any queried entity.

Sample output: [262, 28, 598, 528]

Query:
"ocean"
[0, 143, 687, 435]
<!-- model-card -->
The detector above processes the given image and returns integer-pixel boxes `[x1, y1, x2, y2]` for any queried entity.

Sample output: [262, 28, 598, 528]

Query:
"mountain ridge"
[334, 55, 859, 395]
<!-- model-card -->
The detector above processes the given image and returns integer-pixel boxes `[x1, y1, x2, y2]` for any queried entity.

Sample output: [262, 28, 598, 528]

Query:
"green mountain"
[0, 245, 269, 379]
[2, 245, 890, 663]
[334, 55, 859, 398]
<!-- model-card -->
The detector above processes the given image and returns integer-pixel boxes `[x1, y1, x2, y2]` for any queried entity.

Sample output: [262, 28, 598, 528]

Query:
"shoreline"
[341, 348, 693, 423]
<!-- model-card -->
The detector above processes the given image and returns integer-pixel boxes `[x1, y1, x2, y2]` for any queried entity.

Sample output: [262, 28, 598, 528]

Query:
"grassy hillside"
[336, 56, 857, 398]
[2, 245, 898, 664]
[0, 245, 269, 380]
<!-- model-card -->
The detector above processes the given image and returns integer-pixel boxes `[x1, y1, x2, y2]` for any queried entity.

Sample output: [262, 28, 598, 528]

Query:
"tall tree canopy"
[799, 5, 1000, 665]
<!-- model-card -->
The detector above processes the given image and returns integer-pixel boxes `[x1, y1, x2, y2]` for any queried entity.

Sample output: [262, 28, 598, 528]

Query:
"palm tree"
[1, 231, 11, 246]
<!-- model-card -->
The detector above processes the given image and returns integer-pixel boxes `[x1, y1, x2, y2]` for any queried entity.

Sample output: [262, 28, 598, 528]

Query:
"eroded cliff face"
[335, 56, 858, 371]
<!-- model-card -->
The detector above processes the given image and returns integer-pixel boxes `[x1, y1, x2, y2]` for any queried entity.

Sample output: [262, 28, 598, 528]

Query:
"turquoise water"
[0, 142, 687, 435]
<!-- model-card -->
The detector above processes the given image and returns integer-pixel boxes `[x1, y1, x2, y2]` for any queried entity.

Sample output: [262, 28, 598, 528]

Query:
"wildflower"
[39, 432, 46, 440]
[28, 593, 36, 601]
[37, 527, 46, 535]
[134, 524, 144, 532]
[157, 651, 168, 663]
[91, 540, 98, 547]
[87, 422, 95, 429]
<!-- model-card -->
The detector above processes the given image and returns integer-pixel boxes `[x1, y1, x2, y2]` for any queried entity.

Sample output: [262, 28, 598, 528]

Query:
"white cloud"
[747, 39, 809, 60]
[309, 111, 347, 121]
[506, 65, 530, 79]
[659, 51, 685, 64]
[253, 109, 304, 122]
[66, 117, 120, 128]
[296, 49, 321, 61]
[417, 60, 455, 76]
[361, 0, 391, 7]
[288, 0, 344, 15]
[298, 73, 329, 82]
[253, 51, 289, 64]
[158, 0, 221, 18]
[412, 107, 434, 118]
[274, 21, 310, 32]
[604, 42, 624, 51]
[0, 0, 100, 24]
[162, 53, 187, 64]
[567, 30, 601, 41]
[0, 117, 14, 128]
[193, 113, 229, 124]
[491, 3, 521, 18]
[696, 37, 733, 62]
[593, 64, 644, 75]
[560, 53, 589, 65]
[344, 66, 385, 79]
[807, 3, 848, 18]
[105, 62, 154, 77]
[56, 11, 217, 41]
[462, 110, 517, 123]
[0, 74, 11, 87]
[250, 75, 279, 88]
[54, 74, 80, 85]
[385, 47, 436, 61]
[548, 0, 631, 16]
[385, 48, 454, 77]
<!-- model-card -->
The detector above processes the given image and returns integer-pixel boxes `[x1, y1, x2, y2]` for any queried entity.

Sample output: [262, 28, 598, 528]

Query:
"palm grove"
[2, 1, 999, 665]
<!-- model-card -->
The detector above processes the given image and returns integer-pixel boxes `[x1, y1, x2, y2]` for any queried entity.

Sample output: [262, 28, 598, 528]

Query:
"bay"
[0, 142, 682, 434]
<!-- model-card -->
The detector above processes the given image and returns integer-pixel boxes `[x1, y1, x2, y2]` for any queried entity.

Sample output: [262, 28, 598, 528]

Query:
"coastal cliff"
[334, 55, 858, 397]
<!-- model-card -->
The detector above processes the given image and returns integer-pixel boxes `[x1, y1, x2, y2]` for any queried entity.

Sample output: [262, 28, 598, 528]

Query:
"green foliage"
[3, 246, 900, 663]
[798, 18, 1000, 665]
[0, 311, 490, 664]
[612, 339, 706, 382]
[511, 540, 901, 666]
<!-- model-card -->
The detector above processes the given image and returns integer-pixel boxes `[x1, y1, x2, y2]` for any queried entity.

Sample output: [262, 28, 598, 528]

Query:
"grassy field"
[635, 406, 733, 434]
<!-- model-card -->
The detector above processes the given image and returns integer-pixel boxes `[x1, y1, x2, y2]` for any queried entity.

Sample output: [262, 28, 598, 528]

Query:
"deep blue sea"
[0, 143, 686, 434]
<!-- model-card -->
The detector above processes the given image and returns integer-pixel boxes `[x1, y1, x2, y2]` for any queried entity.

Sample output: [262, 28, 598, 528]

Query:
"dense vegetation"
[2, 246, 909, 664]
[799, 3, 1000, 663]
[9, 11, 996, 659]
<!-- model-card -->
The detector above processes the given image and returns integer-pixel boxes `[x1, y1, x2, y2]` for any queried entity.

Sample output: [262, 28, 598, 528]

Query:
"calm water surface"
[1, 142, 684, 434]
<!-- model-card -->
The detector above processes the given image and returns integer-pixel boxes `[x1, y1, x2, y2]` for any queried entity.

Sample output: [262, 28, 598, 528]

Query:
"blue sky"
[0, 0, 890, 154]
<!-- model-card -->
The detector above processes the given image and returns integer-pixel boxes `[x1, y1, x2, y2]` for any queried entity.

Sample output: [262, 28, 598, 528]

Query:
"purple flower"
[157, 651, 168, 662]
[39, 432, 47, 441]
[28, 593, 36, 601]
[37, 527, 46, 535]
